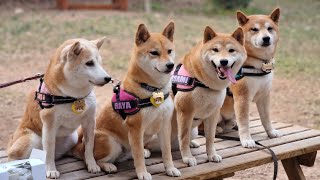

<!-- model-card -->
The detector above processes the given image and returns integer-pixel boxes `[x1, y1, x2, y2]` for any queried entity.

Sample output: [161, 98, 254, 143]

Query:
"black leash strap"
[0, 73, 44, 89]
[199, 130, 278, 180]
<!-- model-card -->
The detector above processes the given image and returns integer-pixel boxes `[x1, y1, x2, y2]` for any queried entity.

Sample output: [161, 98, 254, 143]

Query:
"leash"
[0, 73, 44, 89]
[198, 130, 278, 180]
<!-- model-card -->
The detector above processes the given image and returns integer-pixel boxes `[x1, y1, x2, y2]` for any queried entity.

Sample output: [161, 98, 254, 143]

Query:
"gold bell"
[150, 92, 164, 107]
[71, 99, 86, 114]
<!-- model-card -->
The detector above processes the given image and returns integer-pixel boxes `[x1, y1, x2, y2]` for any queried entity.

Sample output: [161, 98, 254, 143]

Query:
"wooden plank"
[282, 157, 306, 180]
[152, 136, 320, 179]
[86, 127, 318, 180]
[297, 151, 317, 167]
[0, 150, 7, 158]
[56, 157, 79, 165]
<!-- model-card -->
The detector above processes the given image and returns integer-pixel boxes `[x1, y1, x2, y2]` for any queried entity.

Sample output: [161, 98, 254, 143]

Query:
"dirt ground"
[0, 0, 319, 179]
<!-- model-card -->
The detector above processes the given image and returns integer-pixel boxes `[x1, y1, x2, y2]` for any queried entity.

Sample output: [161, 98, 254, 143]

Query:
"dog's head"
[200, 26, 246, 84]
[59, 37, 111, 89]
[236, 8, 280, 57]
[132, 22, 175, 84]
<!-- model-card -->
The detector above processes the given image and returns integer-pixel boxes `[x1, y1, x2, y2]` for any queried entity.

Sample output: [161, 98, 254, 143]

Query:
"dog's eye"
[168, 49, 172, 54]
[268, 27, 273, 31]
[85, 60, 94, 67]
[150, 51, 160, 56]
[229, 49, 235, 53]
[251, 28, 259, 32]
[212, 48, 219, 52]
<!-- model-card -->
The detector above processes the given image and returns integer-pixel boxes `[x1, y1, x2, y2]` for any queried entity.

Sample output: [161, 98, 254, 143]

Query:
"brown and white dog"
[72, 22, 180, 180]
[174, 26, 247, 166]
[7, 38, 111, 178]
[230, 8, 282, 148]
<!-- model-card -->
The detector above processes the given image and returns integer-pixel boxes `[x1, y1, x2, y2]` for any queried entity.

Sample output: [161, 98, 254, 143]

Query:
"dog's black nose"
[104, 76, 112, 83]
[220, 59, 228, 67]
[166, 62, 174, 70]
[263, 36, 270, 43]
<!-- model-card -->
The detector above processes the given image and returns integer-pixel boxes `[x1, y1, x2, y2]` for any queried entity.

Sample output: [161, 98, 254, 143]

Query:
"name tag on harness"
[172, 75, 194, 86]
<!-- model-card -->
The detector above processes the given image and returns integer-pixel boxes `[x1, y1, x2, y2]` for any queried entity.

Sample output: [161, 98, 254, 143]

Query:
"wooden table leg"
[282, 157, 306, 180]
[297, 151, 317, 167]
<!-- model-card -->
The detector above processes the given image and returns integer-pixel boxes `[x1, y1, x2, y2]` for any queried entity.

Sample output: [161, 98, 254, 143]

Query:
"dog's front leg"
[82, 113, 101, 174]
[204, 111, 222, 163]
[256, 92, 282, 138]
[177, 110, 197, 166]
[127, 119, 151, 180]
[159, 111, 181, 177]
[234, 95, 256, 148]
[41, 115, 59, 179]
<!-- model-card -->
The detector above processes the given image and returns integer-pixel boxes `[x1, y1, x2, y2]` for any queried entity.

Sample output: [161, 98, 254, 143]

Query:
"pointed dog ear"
[162, 22, 175, 42]
[92, 36, 106, 49]
[232, 27, 244, 45]
[236, 11, 249, 26]
[135, 24, 150, 46]
[203, 26, 217, 44]
[270, 8, 280, 24]
[70, 41, 82, 56]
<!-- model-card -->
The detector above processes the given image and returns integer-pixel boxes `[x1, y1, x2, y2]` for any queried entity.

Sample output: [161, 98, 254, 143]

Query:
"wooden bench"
[0, 118, 319, 179]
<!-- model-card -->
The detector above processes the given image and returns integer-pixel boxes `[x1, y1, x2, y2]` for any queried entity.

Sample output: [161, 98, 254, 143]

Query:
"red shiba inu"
[173, 26, 247, 166]
[73, 22, 181, 180]
[7, 38, 111, 178]
[230, 8, 281, 148]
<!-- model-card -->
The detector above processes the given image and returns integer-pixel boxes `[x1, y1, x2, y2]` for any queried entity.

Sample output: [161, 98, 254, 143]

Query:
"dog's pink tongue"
[221, 68, 237, 84]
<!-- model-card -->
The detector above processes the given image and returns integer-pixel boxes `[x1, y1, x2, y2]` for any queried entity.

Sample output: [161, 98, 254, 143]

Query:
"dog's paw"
[46, 170, 60, 179]
[190, 140, 200, 148]
[137, 171, 152, 180]
[241, 139, 256, 148]
[267, 129, 283, 138]
[216, 126, 224, 134]
[208, 154, 222, 163]
[182, 156, 197, 166]
[99, 163, 117, 173]
[144, 149, 151, 159]
[87, 162, 101, 174]
[166, 167, 181, 177]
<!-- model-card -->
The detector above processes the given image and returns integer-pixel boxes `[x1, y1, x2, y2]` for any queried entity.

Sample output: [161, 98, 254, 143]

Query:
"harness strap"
[35, 78, 84, 109]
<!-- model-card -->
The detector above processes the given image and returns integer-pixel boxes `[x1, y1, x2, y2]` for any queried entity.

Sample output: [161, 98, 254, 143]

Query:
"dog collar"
[112, 82, 169, 120]
[171, 64, 209, 95]
[35, 78, 89, 113]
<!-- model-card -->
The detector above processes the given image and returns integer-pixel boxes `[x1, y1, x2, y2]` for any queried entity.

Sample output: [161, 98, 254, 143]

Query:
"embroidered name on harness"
[172, 75, 193, 86]
[114, 101, 133, 110]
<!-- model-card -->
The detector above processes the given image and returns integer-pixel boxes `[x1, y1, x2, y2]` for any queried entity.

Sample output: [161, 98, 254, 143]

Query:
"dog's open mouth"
[211, 61, 237, 84]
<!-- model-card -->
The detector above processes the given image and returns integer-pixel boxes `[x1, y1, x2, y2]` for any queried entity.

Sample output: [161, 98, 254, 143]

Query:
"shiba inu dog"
[72, 22, 180, 180]
[7, 37, 111, 179]
[173, 26, 246, 166]
[230, 8, 281, 148]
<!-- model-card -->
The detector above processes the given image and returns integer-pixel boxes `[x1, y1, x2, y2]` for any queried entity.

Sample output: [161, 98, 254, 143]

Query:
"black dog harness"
[112, 82, 169, 120]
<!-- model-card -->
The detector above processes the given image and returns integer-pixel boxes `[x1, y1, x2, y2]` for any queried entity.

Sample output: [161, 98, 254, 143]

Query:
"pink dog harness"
[111, 82, 169, 119]
[171, 64, 209, 95]
[35, 78, 82, 109]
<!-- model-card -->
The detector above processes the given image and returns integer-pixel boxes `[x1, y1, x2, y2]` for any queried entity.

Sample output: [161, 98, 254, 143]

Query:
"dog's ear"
[231, 27, 244, 45]
[236, 11, 249, 26]
[270, 8, 280, 24]
[203, 26, 217, 44]
[162, 22, 175, 42]
[92, 36, 106, 49]
[70, 41, 82, 56]
[135, 24, 150, 46]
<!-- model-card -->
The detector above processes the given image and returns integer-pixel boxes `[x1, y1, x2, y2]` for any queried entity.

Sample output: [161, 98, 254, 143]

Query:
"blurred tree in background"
[209, 0, 251, 10]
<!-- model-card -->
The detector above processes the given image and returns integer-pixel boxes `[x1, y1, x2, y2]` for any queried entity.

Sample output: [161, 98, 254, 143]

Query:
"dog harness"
[236, 57, 275, 80]
[171, 64, 209, 95]
[35, 78, 87, 109]
[112, 82, 169, 120]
